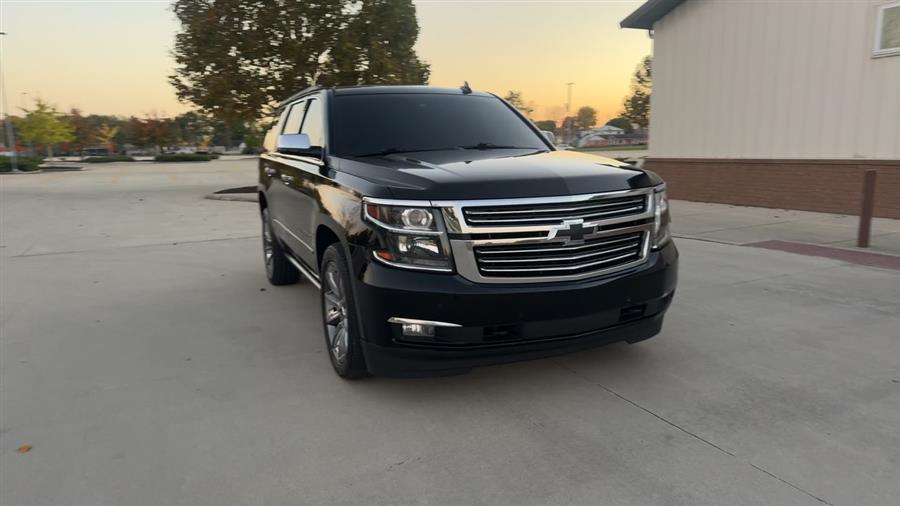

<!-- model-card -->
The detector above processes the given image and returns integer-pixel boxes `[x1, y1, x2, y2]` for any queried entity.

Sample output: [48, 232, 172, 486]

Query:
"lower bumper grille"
[474, 231, 646, 278]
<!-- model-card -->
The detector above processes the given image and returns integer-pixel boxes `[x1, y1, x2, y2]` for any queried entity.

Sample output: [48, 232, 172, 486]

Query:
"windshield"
[331, 93, 548, 157]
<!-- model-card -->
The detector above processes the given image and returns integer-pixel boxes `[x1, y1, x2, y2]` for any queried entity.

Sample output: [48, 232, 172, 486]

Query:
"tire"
[261, 208, 300, 286]
[319, 244, 368, 379]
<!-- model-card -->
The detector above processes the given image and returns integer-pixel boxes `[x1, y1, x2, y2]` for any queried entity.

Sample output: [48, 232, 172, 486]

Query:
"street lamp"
[0, 31, 19, 172]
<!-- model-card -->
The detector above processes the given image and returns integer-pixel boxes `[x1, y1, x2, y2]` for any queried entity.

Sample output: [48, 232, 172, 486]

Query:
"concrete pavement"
[1, 160, 899, 505]
[671, 200, 900, 257]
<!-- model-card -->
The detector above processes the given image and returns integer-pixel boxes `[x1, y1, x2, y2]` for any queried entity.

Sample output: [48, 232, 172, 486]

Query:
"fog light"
[401, 323, 435, 337]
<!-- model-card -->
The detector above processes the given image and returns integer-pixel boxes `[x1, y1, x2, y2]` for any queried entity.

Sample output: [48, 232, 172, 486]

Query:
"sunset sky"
[1, 0, 651, 124]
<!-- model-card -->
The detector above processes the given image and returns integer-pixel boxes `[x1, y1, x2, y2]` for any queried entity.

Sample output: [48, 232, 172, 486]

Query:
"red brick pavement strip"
[747, 240, 900, 270]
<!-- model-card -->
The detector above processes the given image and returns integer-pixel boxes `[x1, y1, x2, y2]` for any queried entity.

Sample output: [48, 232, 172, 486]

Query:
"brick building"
[622, 0, 900, 218]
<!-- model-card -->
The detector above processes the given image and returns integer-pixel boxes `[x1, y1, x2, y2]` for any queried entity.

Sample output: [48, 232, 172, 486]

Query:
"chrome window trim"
[272, 152, 325, 166]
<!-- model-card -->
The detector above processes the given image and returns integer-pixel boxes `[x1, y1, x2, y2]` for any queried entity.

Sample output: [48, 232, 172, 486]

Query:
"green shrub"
[241, 146, 262, 155]
[0, 156, 43, 172]
[83, 155, 135, 163]
[154, 153, 218, 162]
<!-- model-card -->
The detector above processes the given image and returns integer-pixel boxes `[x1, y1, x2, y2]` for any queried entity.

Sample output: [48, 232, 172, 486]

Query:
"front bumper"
[350, 241, 678, 377]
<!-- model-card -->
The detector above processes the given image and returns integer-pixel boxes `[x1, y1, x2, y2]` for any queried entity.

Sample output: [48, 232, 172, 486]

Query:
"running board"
[286, 255, 321, 289]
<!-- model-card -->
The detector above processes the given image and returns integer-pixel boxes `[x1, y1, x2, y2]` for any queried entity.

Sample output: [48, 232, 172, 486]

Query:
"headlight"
[653, 186, 671, 249]
[363, 200, 453, 272]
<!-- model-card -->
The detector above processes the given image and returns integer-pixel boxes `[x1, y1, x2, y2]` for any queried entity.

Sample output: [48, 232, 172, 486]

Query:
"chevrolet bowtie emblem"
[548, 219, 595, 244]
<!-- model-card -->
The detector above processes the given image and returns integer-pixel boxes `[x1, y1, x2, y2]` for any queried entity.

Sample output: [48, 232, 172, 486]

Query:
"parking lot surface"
[2, 161, 898, 505]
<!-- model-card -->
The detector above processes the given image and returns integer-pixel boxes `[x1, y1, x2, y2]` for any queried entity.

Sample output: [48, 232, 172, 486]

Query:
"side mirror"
[277, 134, 313, 155]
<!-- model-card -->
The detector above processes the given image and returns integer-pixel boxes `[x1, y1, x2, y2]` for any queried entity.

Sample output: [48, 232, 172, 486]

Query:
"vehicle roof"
[332, 85, 493, 97]
[279, 85, 494, 106]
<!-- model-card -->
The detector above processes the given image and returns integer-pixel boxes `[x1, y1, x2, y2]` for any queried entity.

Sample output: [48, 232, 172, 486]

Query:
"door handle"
[264, 166, 277, 176]
[280, 174, 295, 184]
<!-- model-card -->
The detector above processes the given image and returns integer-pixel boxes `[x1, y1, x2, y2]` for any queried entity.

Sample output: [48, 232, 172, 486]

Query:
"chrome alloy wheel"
[262, 213, 275, 276]
[322, 261, 349, 364]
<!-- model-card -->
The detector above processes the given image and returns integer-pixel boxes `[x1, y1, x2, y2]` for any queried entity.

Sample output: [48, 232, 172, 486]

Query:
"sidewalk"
[671, 200, 900, 258]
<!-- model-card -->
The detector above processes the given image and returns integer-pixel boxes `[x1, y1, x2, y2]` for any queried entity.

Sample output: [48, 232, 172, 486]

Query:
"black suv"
[258, 85, 677, 378]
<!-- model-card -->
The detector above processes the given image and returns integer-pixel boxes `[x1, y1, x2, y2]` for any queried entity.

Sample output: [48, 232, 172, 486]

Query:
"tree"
[503, 90, 534, 116]
[173, 111, 213, 147]
[170, 0, 430, 125]
[67, 108, 93, 152]
[533, 120, 557, 133]
[621, 55, 651, 128]
[94, 124, 120, 154]
[575, 106, 597, 129]
[605, 117, 634, 133]
[16, 100, 75, 157]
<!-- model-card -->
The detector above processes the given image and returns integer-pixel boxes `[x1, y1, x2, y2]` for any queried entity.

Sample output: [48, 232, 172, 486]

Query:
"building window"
[874, 1, 900, 57]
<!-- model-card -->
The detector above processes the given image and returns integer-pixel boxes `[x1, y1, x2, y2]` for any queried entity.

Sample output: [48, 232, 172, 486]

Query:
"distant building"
[576, 125, 647, 148]
[622, 0, 900, 218]
[591, 125, 625, 136]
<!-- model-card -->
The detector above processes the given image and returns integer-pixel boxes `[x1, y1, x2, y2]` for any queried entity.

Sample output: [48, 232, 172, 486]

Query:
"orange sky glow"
[1, 0, 650, 125]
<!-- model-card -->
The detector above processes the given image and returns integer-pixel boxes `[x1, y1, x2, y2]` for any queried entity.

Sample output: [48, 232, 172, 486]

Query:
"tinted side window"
[282, 101, 306, 134]
[300, 99, 324, 148]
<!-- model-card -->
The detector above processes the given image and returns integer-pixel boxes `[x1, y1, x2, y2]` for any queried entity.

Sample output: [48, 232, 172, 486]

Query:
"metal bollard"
[857, 169, 877, 248]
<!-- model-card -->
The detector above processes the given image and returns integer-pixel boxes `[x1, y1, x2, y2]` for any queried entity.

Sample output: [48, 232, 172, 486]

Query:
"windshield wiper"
[456, 143, 546, 152]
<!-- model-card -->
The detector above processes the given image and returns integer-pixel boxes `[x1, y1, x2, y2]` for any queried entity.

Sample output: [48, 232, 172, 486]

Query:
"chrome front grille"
[474, 231, 645, 278]
[463, 194, 647, 226]
[436, 188, 657, 284]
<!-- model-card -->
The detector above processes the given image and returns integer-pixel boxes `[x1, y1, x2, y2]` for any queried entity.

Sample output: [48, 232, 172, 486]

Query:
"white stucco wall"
[649, 0, 900, 159]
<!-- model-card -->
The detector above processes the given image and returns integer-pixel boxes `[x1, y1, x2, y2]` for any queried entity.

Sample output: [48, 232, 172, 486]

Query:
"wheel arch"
[258, 191, 268, 212]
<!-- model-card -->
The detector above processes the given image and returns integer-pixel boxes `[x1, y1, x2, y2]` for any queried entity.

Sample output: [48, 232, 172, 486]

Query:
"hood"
[334, 149, 659, 200]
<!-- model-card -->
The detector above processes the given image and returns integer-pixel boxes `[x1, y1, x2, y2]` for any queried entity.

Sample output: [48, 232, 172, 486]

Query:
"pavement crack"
[748, 462, 832, 505]
[553, 360, 833, 506]
[9, 235, 259, 258]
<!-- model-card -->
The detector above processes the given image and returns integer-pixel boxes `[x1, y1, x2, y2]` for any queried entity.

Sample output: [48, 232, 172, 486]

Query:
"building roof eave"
[620, 0, 686, 29]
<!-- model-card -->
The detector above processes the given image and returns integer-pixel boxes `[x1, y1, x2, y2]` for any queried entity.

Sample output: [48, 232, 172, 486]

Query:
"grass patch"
[83, 155, 135, 163]
[154, 153, 220, 162]
[0, 156, 44, 172]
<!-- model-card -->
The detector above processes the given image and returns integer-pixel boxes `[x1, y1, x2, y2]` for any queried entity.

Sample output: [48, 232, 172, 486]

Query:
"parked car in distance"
[259, 85, 677, 378]
[540, 130, 556, 144]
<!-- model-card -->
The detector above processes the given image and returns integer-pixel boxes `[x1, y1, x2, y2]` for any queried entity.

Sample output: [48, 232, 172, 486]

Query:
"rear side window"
[282, 101, 306, 134]
[300, 98, 324, 148]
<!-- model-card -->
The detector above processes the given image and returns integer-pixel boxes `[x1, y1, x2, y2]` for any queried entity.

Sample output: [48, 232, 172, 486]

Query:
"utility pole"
[565, 82, 574, 113]
[0, 31, 18, 172]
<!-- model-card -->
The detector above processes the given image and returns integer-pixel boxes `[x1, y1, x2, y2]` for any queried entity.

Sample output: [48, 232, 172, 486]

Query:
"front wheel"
[319, 244, 368, 379]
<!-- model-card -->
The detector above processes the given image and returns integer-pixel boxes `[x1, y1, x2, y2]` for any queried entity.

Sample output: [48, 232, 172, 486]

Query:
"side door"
[267, 99, 311, 256]
[276, 95, 327, 267]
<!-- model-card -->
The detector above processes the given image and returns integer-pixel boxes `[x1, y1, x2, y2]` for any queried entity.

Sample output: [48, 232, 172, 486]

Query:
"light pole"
[0, 31, 18, 172]
[564, 82, 575, 143]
